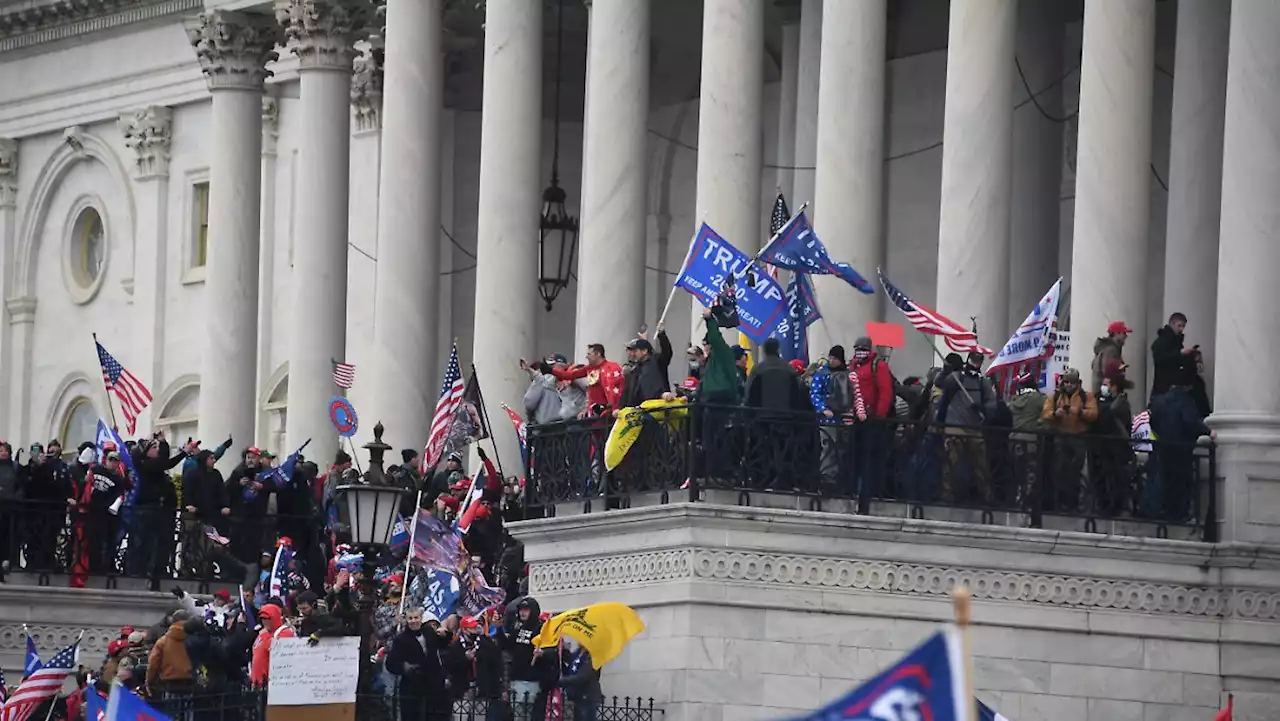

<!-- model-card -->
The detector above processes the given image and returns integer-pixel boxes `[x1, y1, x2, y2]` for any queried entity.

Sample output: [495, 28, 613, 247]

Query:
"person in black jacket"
[133, 435, 194, 586]
[295, 590, 346, 641]
[558, 638, 603, 721]
[452, 615, 504, 721]
[22, 440, 71, 570]
[81, 450, 129, 574]
[502, 597, 551, 721]
[387, 608, 452, 721]
[1148, 374, 1214, 521]
[1150, 313, 1198, 399]
[0, 441, 23, 578]
[619, 338, 668, 408]
[226, 449, 265, 563]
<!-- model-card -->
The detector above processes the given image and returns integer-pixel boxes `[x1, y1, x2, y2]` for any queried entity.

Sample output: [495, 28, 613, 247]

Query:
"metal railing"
[524, 404, 1217, 540]
[0, 502, 324, 590]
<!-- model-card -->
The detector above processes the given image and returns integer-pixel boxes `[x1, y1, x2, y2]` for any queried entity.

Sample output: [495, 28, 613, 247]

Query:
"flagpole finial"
[953, 586, 972, 627]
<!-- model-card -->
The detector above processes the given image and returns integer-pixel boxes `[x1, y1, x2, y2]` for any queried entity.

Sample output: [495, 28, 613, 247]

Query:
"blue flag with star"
[758, 210, 874, 294]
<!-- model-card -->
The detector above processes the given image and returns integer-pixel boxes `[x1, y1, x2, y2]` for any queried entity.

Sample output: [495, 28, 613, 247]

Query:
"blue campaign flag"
[675, 223, 788, 344]
[390, 515, 410, 555]
[25, 634, 42, 675]
[85, 687, 109, 721]
[96, 420, 138, 543]
[759, 210, 874, 294]
[778, 630, 968, 721]
[774, 272, 822, 365]
[248, 438, 311, 501]
[106, 681, 172, 721]
[421, 568, 462, 620]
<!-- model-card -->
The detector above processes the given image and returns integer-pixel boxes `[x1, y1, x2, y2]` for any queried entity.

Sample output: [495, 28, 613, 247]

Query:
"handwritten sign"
[268, 637, 360, 706]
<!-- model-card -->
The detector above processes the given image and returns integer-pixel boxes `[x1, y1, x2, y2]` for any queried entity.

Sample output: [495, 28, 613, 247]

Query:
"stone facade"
[510, 504, 1280, 721]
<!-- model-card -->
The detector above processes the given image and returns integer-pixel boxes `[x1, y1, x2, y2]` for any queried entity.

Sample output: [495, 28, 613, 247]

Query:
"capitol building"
[1, 0, 1279, 717]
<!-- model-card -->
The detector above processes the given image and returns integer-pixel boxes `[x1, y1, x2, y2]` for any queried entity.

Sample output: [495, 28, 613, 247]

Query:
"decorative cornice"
[4, 296, 37, 325]
[0, 0, 202, 55]
[274, 0, 371, 72]
[0, 624, 118, 656]
[350, 44, 383, 134]
[0, 137, 16, 208]
[262, 96, 281, 156]
[530, 549, 1280, 622]
[118, 105, 172, 180]
[186, 9, 283, 92]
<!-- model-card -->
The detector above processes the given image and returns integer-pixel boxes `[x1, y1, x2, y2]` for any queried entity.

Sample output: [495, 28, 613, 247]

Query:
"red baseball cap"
[460, 616, 481, 630]
[213, 590, 231, 603]
[1107, 320, 1134, 335]
[437, 494, 460, 511]
[246, 446, 262, 456]
[681, 377, 699, 391]
[789, 359, 806, 373]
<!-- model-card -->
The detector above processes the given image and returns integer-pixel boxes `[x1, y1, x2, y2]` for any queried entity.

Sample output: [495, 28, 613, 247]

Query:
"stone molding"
[187, 9, 283, 92]
[4, 296, 37, 324]
[262, 96, 281, 156]
[530, 548, 1280, 622]
[350, 44, 383, 133]
[274, 0, 370, 72]
[118, 105, 172, 179]
[0, 624, 117, 656]
[0, 137, 15, 208]
[0, 0, 201, 54]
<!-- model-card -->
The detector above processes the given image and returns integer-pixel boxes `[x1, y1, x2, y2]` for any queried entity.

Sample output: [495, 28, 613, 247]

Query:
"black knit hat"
[401, 448, 418, 464]
[828, 345, 846, 363]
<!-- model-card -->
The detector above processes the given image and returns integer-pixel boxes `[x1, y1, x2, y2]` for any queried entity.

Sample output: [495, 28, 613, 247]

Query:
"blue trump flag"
[106, 681, 172, 721]
[759, 210, 874, 294]
[773, 272, 822, 365]
[249, 438, 311, 501]
[778, 629, 968, 721]
[85, 687, 109, 721]
[675, 223, 788, 344]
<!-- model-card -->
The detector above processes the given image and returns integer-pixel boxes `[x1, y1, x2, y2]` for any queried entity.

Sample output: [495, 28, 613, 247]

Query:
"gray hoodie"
[524, 369, 588, 423]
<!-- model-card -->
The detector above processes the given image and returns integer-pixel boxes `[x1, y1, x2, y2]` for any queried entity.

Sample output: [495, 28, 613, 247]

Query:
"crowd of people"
[519, 309, 1216, 522]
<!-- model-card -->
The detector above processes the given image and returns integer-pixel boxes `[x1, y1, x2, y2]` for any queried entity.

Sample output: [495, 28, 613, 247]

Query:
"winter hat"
[828, 345, 846, 363]
[681, 377, 699, 391]
[400, 448, 418, 464]
[195, 449, 215, 466]
[127, 631, 145, 645]
[78, 447, 97, 465]
[1061, 367, 1082, 383]
[853, 336, 873, 351]
[437, 493, 460, 511]
[213, 589, 231, 603]
[789, 359, 806, 373]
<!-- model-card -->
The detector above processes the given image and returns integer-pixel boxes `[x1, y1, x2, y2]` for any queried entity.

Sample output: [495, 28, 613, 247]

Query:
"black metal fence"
[0, 503, 324, 590]
[144, 686, 662, 721]
[524, 404, 1217, 540]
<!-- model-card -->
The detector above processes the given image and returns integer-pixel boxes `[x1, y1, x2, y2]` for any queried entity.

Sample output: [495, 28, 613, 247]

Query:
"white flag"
[988, 278, 1062, 373]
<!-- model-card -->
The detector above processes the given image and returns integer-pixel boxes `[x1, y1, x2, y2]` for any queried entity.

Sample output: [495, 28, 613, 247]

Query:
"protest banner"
[266, 637, 360, 721]
[674, 223, 787, 344]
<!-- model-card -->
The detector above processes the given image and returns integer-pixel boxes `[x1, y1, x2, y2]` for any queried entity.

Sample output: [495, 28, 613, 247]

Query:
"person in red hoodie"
[551, 343, 624, 417]
[850, 336, 895, 513]
[250, 603, 295, 686]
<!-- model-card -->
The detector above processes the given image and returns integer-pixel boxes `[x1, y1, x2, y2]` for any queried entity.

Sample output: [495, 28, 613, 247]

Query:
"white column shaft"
[370, 0, 443, 451]
[577, 0, 649, 355]
[792, 0, 821, 208]
[1067, 0, 1155, 395]
[775, 20, 800, 200]
[287, 68, 353, 458]
[200, 89, 262, 448]
[936, 0, 1017, 346]
[472, 0, 542, 468]
[1163, 0, 1230, 382]
[811, 0, 886, 352]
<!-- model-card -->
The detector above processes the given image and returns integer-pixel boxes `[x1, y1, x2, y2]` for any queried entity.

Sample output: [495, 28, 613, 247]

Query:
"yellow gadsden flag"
[603, 397, 688, 471]
[532, 603, 646, 668]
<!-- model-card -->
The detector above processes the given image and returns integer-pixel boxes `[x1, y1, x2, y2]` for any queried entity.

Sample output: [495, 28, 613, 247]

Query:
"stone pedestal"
[512, 504, 1280, 721]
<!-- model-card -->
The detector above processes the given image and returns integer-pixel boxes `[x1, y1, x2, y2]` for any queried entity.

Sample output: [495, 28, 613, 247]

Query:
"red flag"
[1214, 694, 1233, 721]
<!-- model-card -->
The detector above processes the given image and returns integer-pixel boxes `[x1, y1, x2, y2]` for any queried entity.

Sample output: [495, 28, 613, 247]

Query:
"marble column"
[188, 10, 280, 453]
[0, 139, 18, 432]
[472, 0, 542, 469]
[792, 0, 820, 208]
[256, 94, 281, 440]
[277, 0, 366, 459]
[774, 2, 800, 201]
[691, 0, 763, 335]
[369, 0, 443, 452]
[1209, 0, 1280, 545]
[1067, 0, 1155, 396]
[811, 0, 886, 352]
[935, 0, 1016, 347]
[1163, 0, 1230, 387]
[118, 105, 173, 436]
[576, 0, 649, 357]
[1009, 0, 1064, 326]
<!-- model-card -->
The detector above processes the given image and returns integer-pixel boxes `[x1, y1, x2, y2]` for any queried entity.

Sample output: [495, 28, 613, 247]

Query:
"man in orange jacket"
[250, 603, 295, 686]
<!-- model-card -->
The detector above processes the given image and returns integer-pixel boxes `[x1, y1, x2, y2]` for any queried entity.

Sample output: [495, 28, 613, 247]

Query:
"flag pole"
[91, 333, 121, 431]
[953, 586, 977, 721]
[471, 366, 507, 481]
[345, 437, 364, 476]
[731, 200, 810, 282]
[395, 489, 425, 633]
[658, 229, 700, 327]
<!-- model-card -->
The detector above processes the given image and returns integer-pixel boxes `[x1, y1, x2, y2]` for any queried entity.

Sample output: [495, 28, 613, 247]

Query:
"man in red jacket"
[850, 337, 895, 513]
[551, 343, 624, 417]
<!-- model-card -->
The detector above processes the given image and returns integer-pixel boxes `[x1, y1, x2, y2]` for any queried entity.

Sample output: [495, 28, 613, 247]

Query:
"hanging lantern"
[536, 0, 576, 312]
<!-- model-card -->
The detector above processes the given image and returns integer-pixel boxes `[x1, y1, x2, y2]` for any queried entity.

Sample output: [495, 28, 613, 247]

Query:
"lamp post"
[536, 0, 578, 311]
[335, 422, 407, 708]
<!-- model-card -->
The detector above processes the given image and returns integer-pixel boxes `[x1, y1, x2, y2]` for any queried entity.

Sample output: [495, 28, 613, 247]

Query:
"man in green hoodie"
[696, 308, 741, 480]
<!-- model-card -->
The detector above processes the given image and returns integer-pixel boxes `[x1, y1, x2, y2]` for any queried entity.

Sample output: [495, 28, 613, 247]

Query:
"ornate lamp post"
[536, 0, 578, 311]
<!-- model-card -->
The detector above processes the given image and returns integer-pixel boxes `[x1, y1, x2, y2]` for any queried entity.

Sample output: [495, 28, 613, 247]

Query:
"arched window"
[155, 385, 199, 448]
[58, 398, 98, 457]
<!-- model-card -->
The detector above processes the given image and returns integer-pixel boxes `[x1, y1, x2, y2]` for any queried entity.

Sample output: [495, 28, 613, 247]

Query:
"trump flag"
[674, 223, 788, 344]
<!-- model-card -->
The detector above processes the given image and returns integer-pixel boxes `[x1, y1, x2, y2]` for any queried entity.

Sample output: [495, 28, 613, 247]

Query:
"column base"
[1207, 412, 1280, 545]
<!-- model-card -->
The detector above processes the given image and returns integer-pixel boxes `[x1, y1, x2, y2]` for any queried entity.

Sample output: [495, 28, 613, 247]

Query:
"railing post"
[1204, 443, 1219, 543]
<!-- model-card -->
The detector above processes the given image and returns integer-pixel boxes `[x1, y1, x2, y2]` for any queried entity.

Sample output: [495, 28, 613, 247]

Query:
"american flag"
[770, 191, 790, 238]
[422, 343, 466, 473]
[331, 359, 356, 389]
[95, 340, 152, 435]
[0, 642, 77, 721]
[877, 269, 993, 355]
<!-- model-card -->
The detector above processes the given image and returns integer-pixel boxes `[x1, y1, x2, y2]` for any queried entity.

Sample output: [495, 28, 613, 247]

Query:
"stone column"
[472, 0, 542, 468]
[0, 139, 18, 431]
[1162, 0, 1230, 387]
[935, 0, 1016, 346]
[1067, 0, 1155, 395]
[774, 2, 800, 200]
[1210, 0, 1280, 545]
[118, 105, 174, 435]
[369, 0, 443, 452]
[4, 296, 35, 441]
[257, 94, 281, 439]
[811, 0, 886, 352]
[576, 0, 649, 357]
[188, 10, 281, 453]
[792, 0, 820, 208]
[691, 0, 763, 335]
[1009, 0, 1065, 322]
[277, 0, 367, 459]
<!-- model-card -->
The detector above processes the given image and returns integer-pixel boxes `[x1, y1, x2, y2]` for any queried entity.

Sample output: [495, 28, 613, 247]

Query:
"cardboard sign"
[268, 637, 360, 706]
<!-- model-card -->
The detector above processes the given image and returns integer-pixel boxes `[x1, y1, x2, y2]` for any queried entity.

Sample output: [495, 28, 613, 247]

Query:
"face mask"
[1100, 386, 1110, 397]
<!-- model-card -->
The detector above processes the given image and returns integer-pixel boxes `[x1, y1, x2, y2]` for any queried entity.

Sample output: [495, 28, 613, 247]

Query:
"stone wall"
[510, 504, 1280, 721]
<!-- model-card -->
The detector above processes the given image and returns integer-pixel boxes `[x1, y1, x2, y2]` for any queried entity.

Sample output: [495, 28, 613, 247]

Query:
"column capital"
[275, 0, 371, 72]
[0, 137, 16, 209]
[262, 96, 281, 156]
[350, 44, 383, 133]
[4, 296, 36, 325]
[187, 10, 283, 91]
[118, 106, 173, 180]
